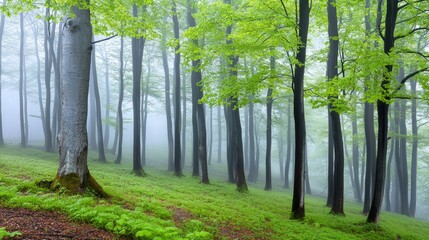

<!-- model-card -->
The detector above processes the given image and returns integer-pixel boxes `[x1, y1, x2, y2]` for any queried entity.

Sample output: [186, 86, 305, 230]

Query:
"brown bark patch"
[0, 207, 117, 240]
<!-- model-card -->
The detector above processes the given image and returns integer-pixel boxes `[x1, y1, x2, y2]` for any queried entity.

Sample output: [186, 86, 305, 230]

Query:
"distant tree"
[19, 12, 27, 147]
[264, 56, 275, 191]
[53, 4, 107, 197]
[43, 7, 54, 152]
[114, 36, 125, 164]
[90, 42, 107, 163]
[0, 0, 4, 146]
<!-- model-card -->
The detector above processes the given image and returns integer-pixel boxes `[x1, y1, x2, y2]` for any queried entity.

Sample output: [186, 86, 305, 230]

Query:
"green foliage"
[1, 146, 429, 239]
[0, 227, 21, 239]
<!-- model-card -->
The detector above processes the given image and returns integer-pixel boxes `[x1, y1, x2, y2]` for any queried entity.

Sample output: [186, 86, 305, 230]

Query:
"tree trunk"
[131, 4, 146, 176]
[44, 9, 53, 152]
[90, 44, 107, 163]
[326, 109, 334, 206]
[284, 96, 292, 188]
[265, 56, 275, 191]
[52, 21, 63, 151]
[247, 98, 257, 182]
[410, 79, 417, 217]
[172, 0, 182, 176]
[161, 27, 174, 171]
[367, 0, 397, 224]
[19, 12, 27, 147]
[291, 0, 310, 220]
[208, 107, 213, 165]
[115, 37, 125, 164]
[352, 112, 362, 202]
[0, 0, 4, 146]
[363, 0, 376, 215]
[54, 4, 107, 197]
[244, 106, 249, 171]
[181, 71, 187, 169]
[327, 0, 344, 215]
[141, 75, 149, 166]
[225, 105, 235, 183]
[103, 53, 110, 148]
[217, 106, 222, 163]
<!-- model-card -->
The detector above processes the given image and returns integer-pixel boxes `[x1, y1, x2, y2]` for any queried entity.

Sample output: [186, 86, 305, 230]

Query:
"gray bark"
[115, 37, 125, 164]
[0, 0, 5, 146]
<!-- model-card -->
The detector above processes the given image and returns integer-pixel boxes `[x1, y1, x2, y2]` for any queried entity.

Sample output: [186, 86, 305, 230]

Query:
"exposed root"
[49, 173, 109, 198]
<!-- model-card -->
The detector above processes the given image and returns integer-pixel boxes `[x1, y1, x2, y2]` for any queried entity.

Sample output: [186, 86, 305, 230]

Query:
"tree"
[0, 0, 4, 146]
[187, 0, 209, 183]
[131, 4, 146, 176]
[327, 0, 344, 215]
[114, 36, 125, 164]
[19, 12, 27, 147]
[264, 56, 275, 191]
[53, 3, 107, 197]
[172, 0, 182, 177]
[290, 0, 310, 220]
[90, 42, 107, 162]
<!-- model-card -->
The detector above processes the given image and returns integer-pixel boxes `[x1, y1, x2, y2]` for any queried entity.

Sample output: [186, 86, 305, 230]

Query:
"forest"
[0, 0, 429, 239]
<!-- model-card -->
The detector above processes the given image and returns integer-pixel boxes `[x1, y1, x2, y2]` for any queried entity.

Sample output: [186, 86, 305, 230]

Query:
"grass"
[0, 145, 428, 239]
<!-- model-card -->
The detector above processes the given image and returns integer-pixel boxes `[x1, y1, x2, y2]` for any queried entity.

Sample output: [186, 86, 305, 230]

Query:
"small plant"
[0, 227, 22, 239]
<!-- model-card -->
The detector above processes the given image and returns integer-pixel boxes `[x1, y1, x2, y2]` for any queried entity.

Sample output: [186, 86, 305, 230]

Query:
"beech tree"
[53, 3, 107, 196]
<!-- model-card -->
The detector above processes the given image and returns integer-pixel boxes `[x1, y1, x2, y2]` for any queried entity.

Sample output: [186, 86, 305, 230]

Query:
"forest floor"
[0, 207, 121, 240]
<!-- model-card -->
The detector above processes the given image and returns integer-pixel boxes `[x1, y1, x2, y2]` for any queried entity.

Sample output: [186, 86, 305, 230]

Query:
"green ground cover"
[0, 146, 428, 239]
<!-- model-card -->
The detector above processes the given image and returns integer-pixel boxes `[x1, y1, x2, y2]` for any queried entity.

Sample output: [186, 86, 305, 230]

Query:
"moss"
[50, 173, 109, 198]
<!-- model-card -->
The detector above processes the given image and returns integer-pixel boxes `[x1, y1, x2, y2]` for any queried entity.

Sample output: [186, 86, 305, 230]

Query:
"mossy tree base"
[132, 169, 147, 177]
[50, 173, 109, 198]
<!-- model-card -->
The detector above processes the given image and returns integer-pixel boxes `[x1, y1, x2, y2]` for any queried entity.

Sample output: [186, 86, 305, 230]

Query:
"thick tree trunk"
[291, 0, 310, 220]
[326, 110, 334, 206]
[115, 37, 125, 164]
[225, 105, 235, 183]
[172, 0, 182, 176]
[131, 5, 146, 176]
[90, 45, 107, 163]
[247, 98, 257, 182]
[327, 0, 344, 215]
[54, 4, 107, 197]
[367, 0, 397, 224]
[161, 28, 174, 171]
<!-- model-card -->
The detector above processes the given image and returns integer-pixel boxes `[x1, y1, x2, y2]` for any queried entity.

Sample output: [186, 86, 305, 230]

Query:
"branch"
[392, 67, 429, 94]
[396, 27, 429, 40]
[399, 49, 429, 59]
[279, 0, 289, 18]
[91, 35, 118, 45]
[376, 0, 384, 41]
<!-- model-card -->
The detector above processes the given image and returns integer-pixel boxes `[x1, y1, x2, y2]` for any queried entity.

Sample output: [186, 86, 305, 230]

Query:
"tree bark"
[284, 96, 292, 188]
[161, 27, 174, 171]
[43, 8, 53, 152]
[0, 0, 5, 146]
[410, 79, 417, 217]
[90, 44, 107, 163]
[265, 56, 275, 191]
[367, 0, 397, 224]
[19, 12, 27, 147]
[291, 0, 310, 220]
[115, 37, 125, 164]
[217, 106, 222, 163]
[172, 0, 182, 176]
[131, 4, 146, 176]
[54, 3, 107, 197]
[247, 97, 257, 182]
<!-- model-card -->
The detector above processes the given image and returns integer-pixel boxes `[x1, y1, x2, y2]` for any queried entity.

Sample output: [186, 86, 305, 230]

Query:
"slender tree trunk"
[115, 37, 124, 164]
[91, 44, 107, 162]
[131, 4, 146, 176]
[384, 111, 395, 211]
[352, 112, 362, 202]
[31, 22, 46, 146]
[161, 28, 174, 171]
[327, 110, 334, 206]
[247, 98, 256, 182]
[410, 79, 417, 217]
[172, 0, 182, 176]
[0, 0, 5, 146]
[244, 106, 249, 171]
[265, 56, 275, 191]
[141, 75, 149, 166]
[19, 12, 27, 147]
[44, 9, 53, 152]
[181, 71, 187, 169]
[54, 4, 107, 197]
[291, 0, 310, 220]
[217, 106, 222, 163]
[52, 21, 63, 151]
[208, 107, 213, 165]
[103, 53, 110, 148]
[284, 96, 292, 188]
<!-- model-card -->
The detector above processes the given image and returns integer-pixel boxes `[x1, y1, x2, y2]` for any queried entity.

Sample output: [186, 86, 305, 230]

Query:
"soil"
[0, 207, 118, 240]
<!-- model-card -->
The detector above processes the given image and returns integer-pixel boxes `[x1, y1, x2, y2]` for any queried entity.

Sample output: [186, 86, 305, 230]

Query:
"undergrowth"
[0, 145, 428, 239]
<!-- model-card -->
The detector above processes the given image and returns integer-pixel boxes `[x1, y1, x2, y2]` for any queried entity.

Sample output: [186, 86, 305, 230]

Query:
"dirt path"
[0, 207, 118, 239]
